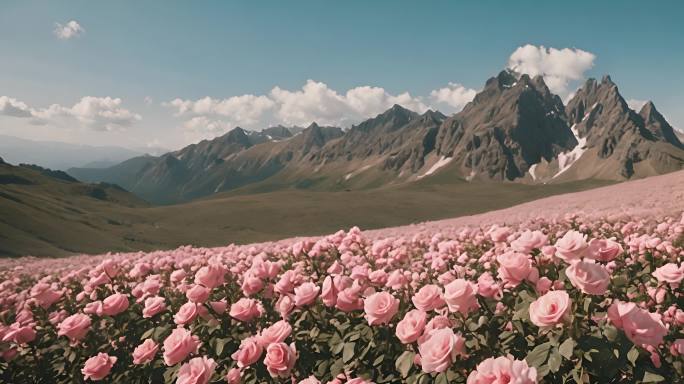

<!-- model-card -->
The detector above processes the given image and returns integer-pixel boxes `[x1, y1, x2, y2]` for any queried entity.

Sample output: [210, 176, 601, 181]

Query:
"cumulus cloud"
[54, 20, 84, 40]
[0, 95, 140, 131]
[507, 44, 596, 97]
[626, 98, 647, 112]
[429, 83, 477, 112]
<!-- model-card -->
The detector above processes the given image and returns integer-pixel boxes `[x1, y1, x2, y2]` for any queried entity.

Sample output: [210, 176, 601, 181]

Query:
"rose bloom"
[294, 282, 320, 307]
[186, 284, 211, 303]
[424, 315, 453, 335]
[231, 336, 263, 368]
[276, 295, 295, 318]
[132, 339, 159, 365]
[565, 260, 611, 295]
[82, 353, 116, 381]
[225, 368, 242, 384]
[2, 323, 36, 345]
[171, 269, 187, 283]
[263, 342, 297, 378]
[230, 298, 263, 322]
[418, 328, 465, 373]
[497, 252, 532, 287]
[653, 263, 684, 286]
[396, 309, 427, 344]
[477, 273, 501, 299]
[57, 313, 91, 343]
[608, 300, 668, 347]
[529, 290, 571, 327]
[258, 320, 292, 346]
[143, 296, 167, 318]
[194, 264, 226, 289]
[177, 356, 216, 384]
[444, 279, 479, 315]
[586, 238, 623, 262]
[336, 287, 364, 312]
[174, 302, 200, 325]
[364, 291, 399, 325]
[411, 285, 445, 312]
[554, 231, 588, 262]
[298, 376, 322, 384]
[30, 283, 62, 309]
[511, 230, 548, 254]
[163, 327, 200, 366]
[101, 293, 129, 316]
[670, 339, 684, 356]
[466, 356, 537, 384]
[320, 276, 338, 307]
[241, 274, 264, 297]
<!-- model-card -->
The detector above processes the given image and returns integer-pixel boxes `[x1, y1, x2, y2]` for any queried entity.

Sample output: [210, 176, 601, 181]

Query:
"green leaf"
[343, 342, 356, 363]
[627, 347, 639, 366]
[215, 338, 229, 356]
[395, 351, 415, 378]
[435, 372, 448, 384]
[141, 327, 155, 339]
[559, 338, 575, 359]
[548, 348, 562, 373]
[642, 371, 665, 383]
[373, 354, 384, 367]
[526, 342, 552, 369]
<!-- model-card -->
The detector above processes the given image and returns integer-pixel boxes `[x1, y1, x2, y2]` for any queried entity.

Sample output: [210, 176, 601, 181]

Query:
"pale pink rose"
[466, 356, 537, 384]
[258, 320, 292, 346]
[163, 327, 200, 366]
[298, 375, 322, 384]
[586, 238, 623, 262]
[363, 291, 399, 325]
[336, 287, 364, 312]
[497, 252, 532, 287]
[511, 230, 548, 254]
[174, 302, 199, 325]
[275, 270, 301, 295]
[346, 378, 374, 384]
[241, 274, 264, 296]
[82, 352, 116, 381]
[231, 336, 263, 368]
[608, 300, 668, 347]
[321, 276, 337, 307]
[98, 259, 120, 278]
[294, 282, 320, 307]
[396, 309, 427, 344]
[195, 264, 226, 289]
[476, 273, 501, 299]
[225, 367, 242, 384]
[565, 260, 611, 295]
[418, 328, 465, 373]
[368, 270, 388, 286]
[275, 295, 295, 318]
[132, 339, 159, 365]
[101, 293, 129, 316]
[230, 298, 263, 322]
[535, 277, 553, 294]
[554, 231, 588, 262]
[209, 300, 227, 315]
[1, 323, 36, 344]
[444, 279, 479, 315]
[143, 296, 167, 318]
[424, 315, 453, 334]
[177, 356, 216, 384]
[411, 285, 445, 312]
[529, 290, 571, 327]
[186, 285, 211, 303]
[263, 342, 297, 378]
[57, 313, 91, 343]
[670, 339, 684, 356]
[84, 301, 103, 316]
[30, 283, 62, 308]
[171, 269, 187, 283]
[653, 263, 684, 286]
[489, 226, 512, 243]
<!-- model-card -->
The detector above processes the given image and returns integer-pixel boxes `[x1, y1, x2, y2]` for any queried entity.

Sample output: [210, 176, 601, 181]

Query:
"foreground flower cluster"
[0, 211, 683, 383]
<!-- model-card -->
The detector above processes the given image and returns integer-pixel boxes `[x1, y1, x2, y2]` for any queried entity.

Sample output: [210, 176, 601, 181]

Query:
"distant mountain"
[0, 135, 165, 170]
[68, 72, 684, 204]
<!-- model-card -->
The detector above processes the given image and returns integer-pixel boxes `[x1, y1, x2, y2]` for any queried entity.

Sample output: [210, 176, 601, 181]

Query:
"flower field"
[1, 174, 684, 383]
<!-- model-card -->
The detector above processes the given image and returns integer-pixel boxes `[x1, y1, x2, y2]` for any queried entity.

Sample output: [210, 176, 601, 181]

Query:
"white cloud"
[0, 95, 140, 131]
[429, 83, 477, 112]
[54, 20, 84, 40]
[626, 98, 647, 112]
[507, 44, 596, 97]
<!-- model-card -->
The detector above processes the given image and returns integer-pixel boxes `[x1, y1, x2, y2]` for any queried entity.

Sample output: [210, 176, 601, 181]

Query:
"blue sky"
[0, 0, 682, 149]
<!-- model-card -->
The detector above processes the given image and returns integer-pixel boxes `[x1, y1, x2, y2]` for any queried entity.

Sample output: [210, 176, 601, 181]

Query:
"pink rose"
[2, 323, 36, 344]
[424, 315, 453, 334]
[336, 287, 364, 312]
[607, 300, 667, 347]
[298, 376, 322, 384]
[194, 264, 226, 289]
[321, 276, 338, 307]
[174, 302, 200, 325]
[163, 327, 200, 366]
[444, 279, 479, 315]
[143, 296, 166, 318]
[171, 269, 187, 283]
[511, 230, 548, 254]
[565, 260, 611, 295]
[554, 231, 588, 262]
[535, 277, 553, 295]
[488, 226, 512, 243]
[258, 320, 292, 346]
[82, 352, 116, 381]
[231, 336, 263, 368]
[230, 298, 263, 322]
[132, 339, 159, 365]
[529, 290, 571, 327]
[497, 252, 532, 287]
[411, 285, 445, 312]
[294, 282, 320, 307]
[209, 300, 227, 315]
[263, 342, 297, 378]
[186, 285, 211, 303]
[586, 238, 623, 262]
[57, 313, 91, 343]
[653, 263, 684, 286]
[275, 295, 295, 318]
[30, 283, 62, 309]
[101, 293, 129, 316]
[225, 368, 242, 384]
[396, 309, 427, 344]
[363, 291, 399, 325]
[177, 356, 216, 384]
[418, 328, 465, 373]
[241, 273, 264, 297]
[466, 356, 537, 384]
[476, 273, 501, 299]
[670, 339, 684, 356]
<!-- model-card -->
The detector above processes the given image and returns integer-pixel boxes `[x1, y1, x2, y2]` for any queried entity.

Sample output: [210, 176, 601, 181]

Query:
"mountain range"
[68, 71, 684, 205]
